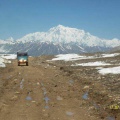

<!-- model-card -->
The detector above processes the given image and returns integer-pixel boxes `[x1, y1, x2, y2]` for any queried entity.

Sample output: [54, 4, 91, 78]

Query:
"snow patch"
[1, 54, 17, 59]
[0, 54, 17, 67]
[49, 53, 120, 62]
[102, 53, 120, 58]
[98, 66, 120, 75]
[72, 61, 111, 66]
[51, 54, 85, 61]
[0, 57, 6, 67]
[96, 67, 103, 69]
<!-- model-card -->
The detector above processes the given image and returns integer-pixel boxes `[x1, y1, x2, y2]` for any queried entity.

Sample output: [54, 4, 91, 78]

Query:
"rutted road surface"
[0, 57, 108, 120]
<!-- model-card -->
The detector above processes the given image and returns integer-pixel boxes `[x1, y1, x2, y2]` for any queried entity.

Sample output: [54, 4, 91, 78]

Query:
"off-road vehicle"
[17, 52, 28, 66]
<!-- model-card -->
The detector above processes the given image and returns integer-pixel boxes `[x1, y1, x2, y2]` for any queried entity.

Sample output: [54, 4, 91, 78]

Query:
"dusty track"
[0, 57, 117, 120]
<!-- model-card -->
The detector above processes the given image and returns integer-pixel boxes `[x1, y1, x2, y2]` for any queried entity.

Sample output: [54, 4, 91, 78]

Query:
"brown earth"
[0, 55, 120, 120]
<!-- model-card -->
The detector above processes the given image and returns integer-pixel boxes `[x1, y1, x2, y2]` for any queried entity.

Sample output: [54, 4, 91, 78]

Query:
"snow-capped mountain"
[16, 25, 120, 47]
[0, 39, 8, 44]
[6, 37, 14, 42]
[0, 25, 120, 56]
[0, 37, 15, 44]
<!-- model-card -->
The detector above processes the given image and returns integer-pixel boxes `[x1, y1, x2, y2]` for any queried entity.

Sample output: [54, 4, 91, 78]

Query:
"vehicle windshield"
[17, 53, 28, 56]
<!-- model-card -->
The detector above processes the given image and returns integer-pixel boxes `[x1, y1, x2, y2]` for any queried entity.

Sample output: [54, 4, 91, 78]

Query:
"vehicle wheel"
[18, 63, 20, 66]
[26, 62, 28, 66]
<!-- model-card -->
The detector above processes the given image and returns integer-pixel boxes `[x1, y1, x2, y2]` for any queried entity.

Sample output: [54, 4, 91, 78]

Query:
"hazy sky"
[0, 0, 120, 40]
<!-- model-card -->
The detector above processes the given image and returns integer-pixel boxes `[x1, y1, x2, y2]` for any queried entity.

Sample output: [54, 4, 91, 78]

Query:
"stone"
[83, 85, 89, 89]
[57, 96, 63, 101]
[37, 82, 40, 85]
[15, 91, 20, 94]
[11, 95, 18, 101]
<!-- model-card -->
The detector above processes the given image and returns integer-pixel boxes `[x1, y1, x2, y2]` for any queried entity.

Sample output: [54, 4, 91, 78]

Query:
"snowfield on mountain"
[0, 25, 120, 56]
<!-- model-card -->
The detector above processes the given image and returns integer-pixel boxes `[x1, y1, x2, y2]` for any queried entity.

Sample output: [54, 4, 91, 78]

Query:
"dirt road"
[0, 56, 116, 120]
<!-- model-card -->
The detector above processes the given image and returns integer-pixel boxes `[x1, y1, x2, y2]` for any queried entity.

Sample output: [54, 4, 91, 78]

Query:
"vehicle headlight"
[19, 60, 23, 62]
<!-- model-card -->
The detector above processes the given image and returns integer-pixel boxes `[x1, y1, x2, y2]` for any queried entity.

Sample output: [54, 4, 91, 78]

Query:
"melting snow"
[102, 53, 120, 58]
[1, 54, 17, 59]
[0, 54, 17, 67]
[0, 62, 6, 67]
[0, 57, 6, 67]
[50, 53, 120, 75]
[96, 67, 103, 69]
[98, 66, 120, 75]
[72, 61, 111, 66]
[50, 53, 120, 62]
[51, 54, 91, 61]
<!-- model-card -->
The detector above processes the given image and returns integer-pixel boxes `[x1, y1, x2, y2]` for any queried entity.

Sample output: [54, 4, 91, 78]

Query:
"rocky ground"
[0, 53, 120, 120]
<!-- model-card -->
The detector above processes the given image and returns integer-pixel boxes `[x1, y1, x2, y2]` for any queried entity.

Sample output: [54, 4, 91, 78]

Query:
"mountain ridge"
[15, 25, 120, 47]
[1, 25, 120, 47]
[0, 25, 120, 56]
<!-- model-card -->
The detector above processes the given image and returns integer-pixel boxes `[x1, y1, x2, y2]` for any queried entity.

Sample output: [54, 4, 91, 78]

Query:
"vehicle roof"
[17, 52, 28, 56]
